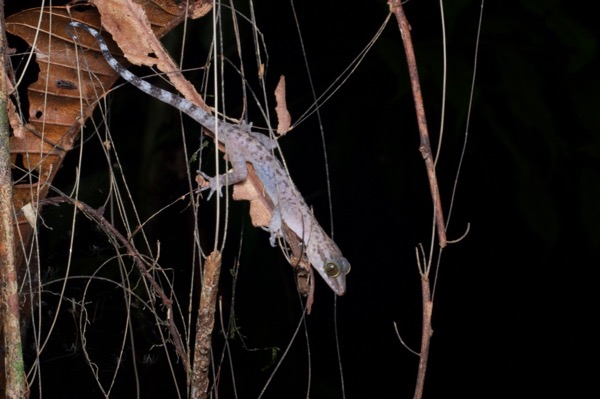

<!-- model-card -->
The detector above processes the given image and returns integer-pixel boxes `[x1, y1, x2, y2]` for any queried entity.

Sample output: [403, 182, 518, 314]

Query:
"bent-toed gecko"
[67, 22, 350, 295]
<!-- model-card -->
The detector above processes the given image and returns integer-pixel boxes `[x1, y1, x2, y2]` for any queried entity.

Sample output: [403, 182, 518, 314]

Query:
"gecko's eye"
[324, 261, 340, 278]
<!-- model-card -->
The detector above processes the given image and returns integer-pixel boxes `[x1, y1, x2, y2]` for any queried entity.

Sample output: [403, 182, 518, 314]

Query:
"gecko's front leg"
[197, 136, 249, 200]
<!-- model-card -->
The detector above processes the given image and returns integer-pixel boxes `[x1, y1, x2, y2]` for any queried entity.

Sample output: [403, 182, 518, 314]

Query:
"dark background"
[6, 1, 598, 398]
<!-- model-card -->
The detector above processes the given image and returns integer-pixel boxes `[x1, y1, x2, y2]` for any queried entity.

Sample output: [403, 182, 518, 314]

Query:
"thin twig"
[393, 321, 419, 356]
[414, 276, 433, 399]
[388, 0, 447, 248]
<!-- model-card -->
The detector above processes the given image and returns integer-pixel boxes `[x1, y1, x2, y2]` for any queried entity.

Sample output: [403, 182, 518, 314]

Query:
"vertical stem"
[0, 1, 28, 396]
[413, 277, 433, 399]
[191, 251, 222, 399]
[389, 0, 447, 248]
[387, 2, 443, 398]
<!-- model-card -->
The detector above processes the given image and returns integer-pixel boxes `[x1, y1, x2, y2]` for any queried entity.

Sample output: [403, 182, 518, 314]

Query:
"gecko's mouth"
[330, 278, 346, 296]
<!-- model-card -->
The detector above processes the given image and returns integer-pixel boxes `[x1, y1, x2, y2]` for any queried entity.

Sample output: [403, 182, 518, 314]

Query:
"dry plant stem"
[191, 251, 222, 399]
[0, 3, 28, 395]
[388, 2, 441, 398]
[389, 0, 447, 248]
[413, 277, 433, 399]
[39, 196, 187, 368]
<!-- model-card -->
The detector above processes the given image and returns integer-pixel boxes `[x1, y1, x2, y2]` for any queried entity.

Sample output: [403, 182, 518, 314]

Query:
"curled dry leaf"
[92, 0, 209, 110]
[274, 75, 292, 135]
[189, 0, 214, 19]
[7, 7, 121, 259]
[232, 163, 273, 228]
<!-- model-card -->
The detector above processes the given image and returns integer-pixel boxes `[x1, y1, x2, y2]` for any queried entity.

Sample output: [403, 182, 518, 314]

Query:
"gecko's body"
[68, 23, 350, 295]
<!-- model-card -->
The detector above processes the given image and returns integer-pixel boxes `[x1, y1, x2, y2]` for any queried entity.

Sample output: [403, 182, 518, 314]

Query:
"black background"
[6, 1, 598, 398]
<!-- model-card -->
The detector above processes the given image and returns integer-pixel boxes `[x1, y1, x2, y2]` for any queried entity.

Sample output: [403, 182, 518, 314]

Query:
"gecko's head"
[319, 257, 351, 296]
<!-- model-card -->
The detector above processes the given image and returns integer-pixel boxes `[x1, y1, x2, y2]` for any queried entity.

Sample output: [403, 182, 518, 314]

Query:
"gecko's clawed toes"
[196, 171, 224, 201]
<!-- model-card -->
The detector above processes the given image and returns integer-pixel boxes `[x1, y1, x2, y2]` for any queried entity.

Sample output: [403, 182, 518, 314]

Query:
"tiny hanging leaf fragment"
[274, 75, 291, 135]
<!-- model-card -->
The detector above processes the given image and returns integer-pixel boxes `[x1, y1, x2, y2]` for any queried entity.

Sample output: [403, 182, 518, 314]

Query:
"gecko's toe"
[195, 172, 212, 192]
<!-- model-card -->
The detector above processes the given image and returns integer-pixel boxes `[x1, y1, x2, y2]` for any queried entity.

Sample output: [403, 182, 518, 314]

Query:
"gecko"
[67, 22, 350, 295]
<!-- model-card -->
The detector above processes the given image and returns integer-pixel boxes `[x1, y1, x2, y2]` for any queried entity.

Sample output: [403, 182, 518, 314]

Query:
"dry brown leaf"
[5, 0, 192, 298]
[232, 164, 273, 228]
[92, 0, 209, 110]
[7, 7, 122, 255]
[274, 75, 292, 135]
[91, 0, 158, 66]
[189, 0, 214, 19]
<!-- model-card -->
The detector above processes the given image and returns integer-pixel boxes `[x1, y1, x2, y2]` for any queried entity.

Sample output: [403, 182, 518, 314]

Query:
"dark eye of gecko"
[324, 261, 340, 277]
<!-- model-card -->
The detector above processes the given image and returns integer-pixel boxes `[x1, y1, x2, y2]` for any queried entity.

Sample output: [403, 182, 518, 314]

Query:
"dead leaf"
[92, 0, 209, 110]
[189, 0, 214, 19]
[232, 163, 273, 228]
[274, 75, 292, 135]
[6, 0, 192, 281]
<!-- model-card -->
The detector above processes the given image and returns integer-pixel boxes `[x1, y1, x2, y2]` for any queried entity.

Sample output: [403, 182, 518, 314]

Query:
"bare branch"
[388, 0, 447, 248]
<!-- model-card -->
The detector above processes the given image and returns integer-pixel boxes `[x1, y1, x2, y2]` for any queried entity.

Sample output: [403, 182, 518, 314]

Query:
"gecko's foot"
[196, 171, 223, 200]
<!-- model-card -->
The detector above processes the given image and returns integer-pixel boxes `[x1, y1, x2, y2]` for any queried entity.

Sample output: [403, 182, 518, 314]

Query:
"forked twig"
[413, 248, 433, 399]
[387, 2, 444, 399]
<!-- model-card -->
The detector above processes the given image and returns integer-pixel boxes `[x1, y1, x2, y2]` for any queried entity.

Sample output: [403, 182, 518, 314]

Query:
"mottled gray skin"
[68, 23, 350, 295]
